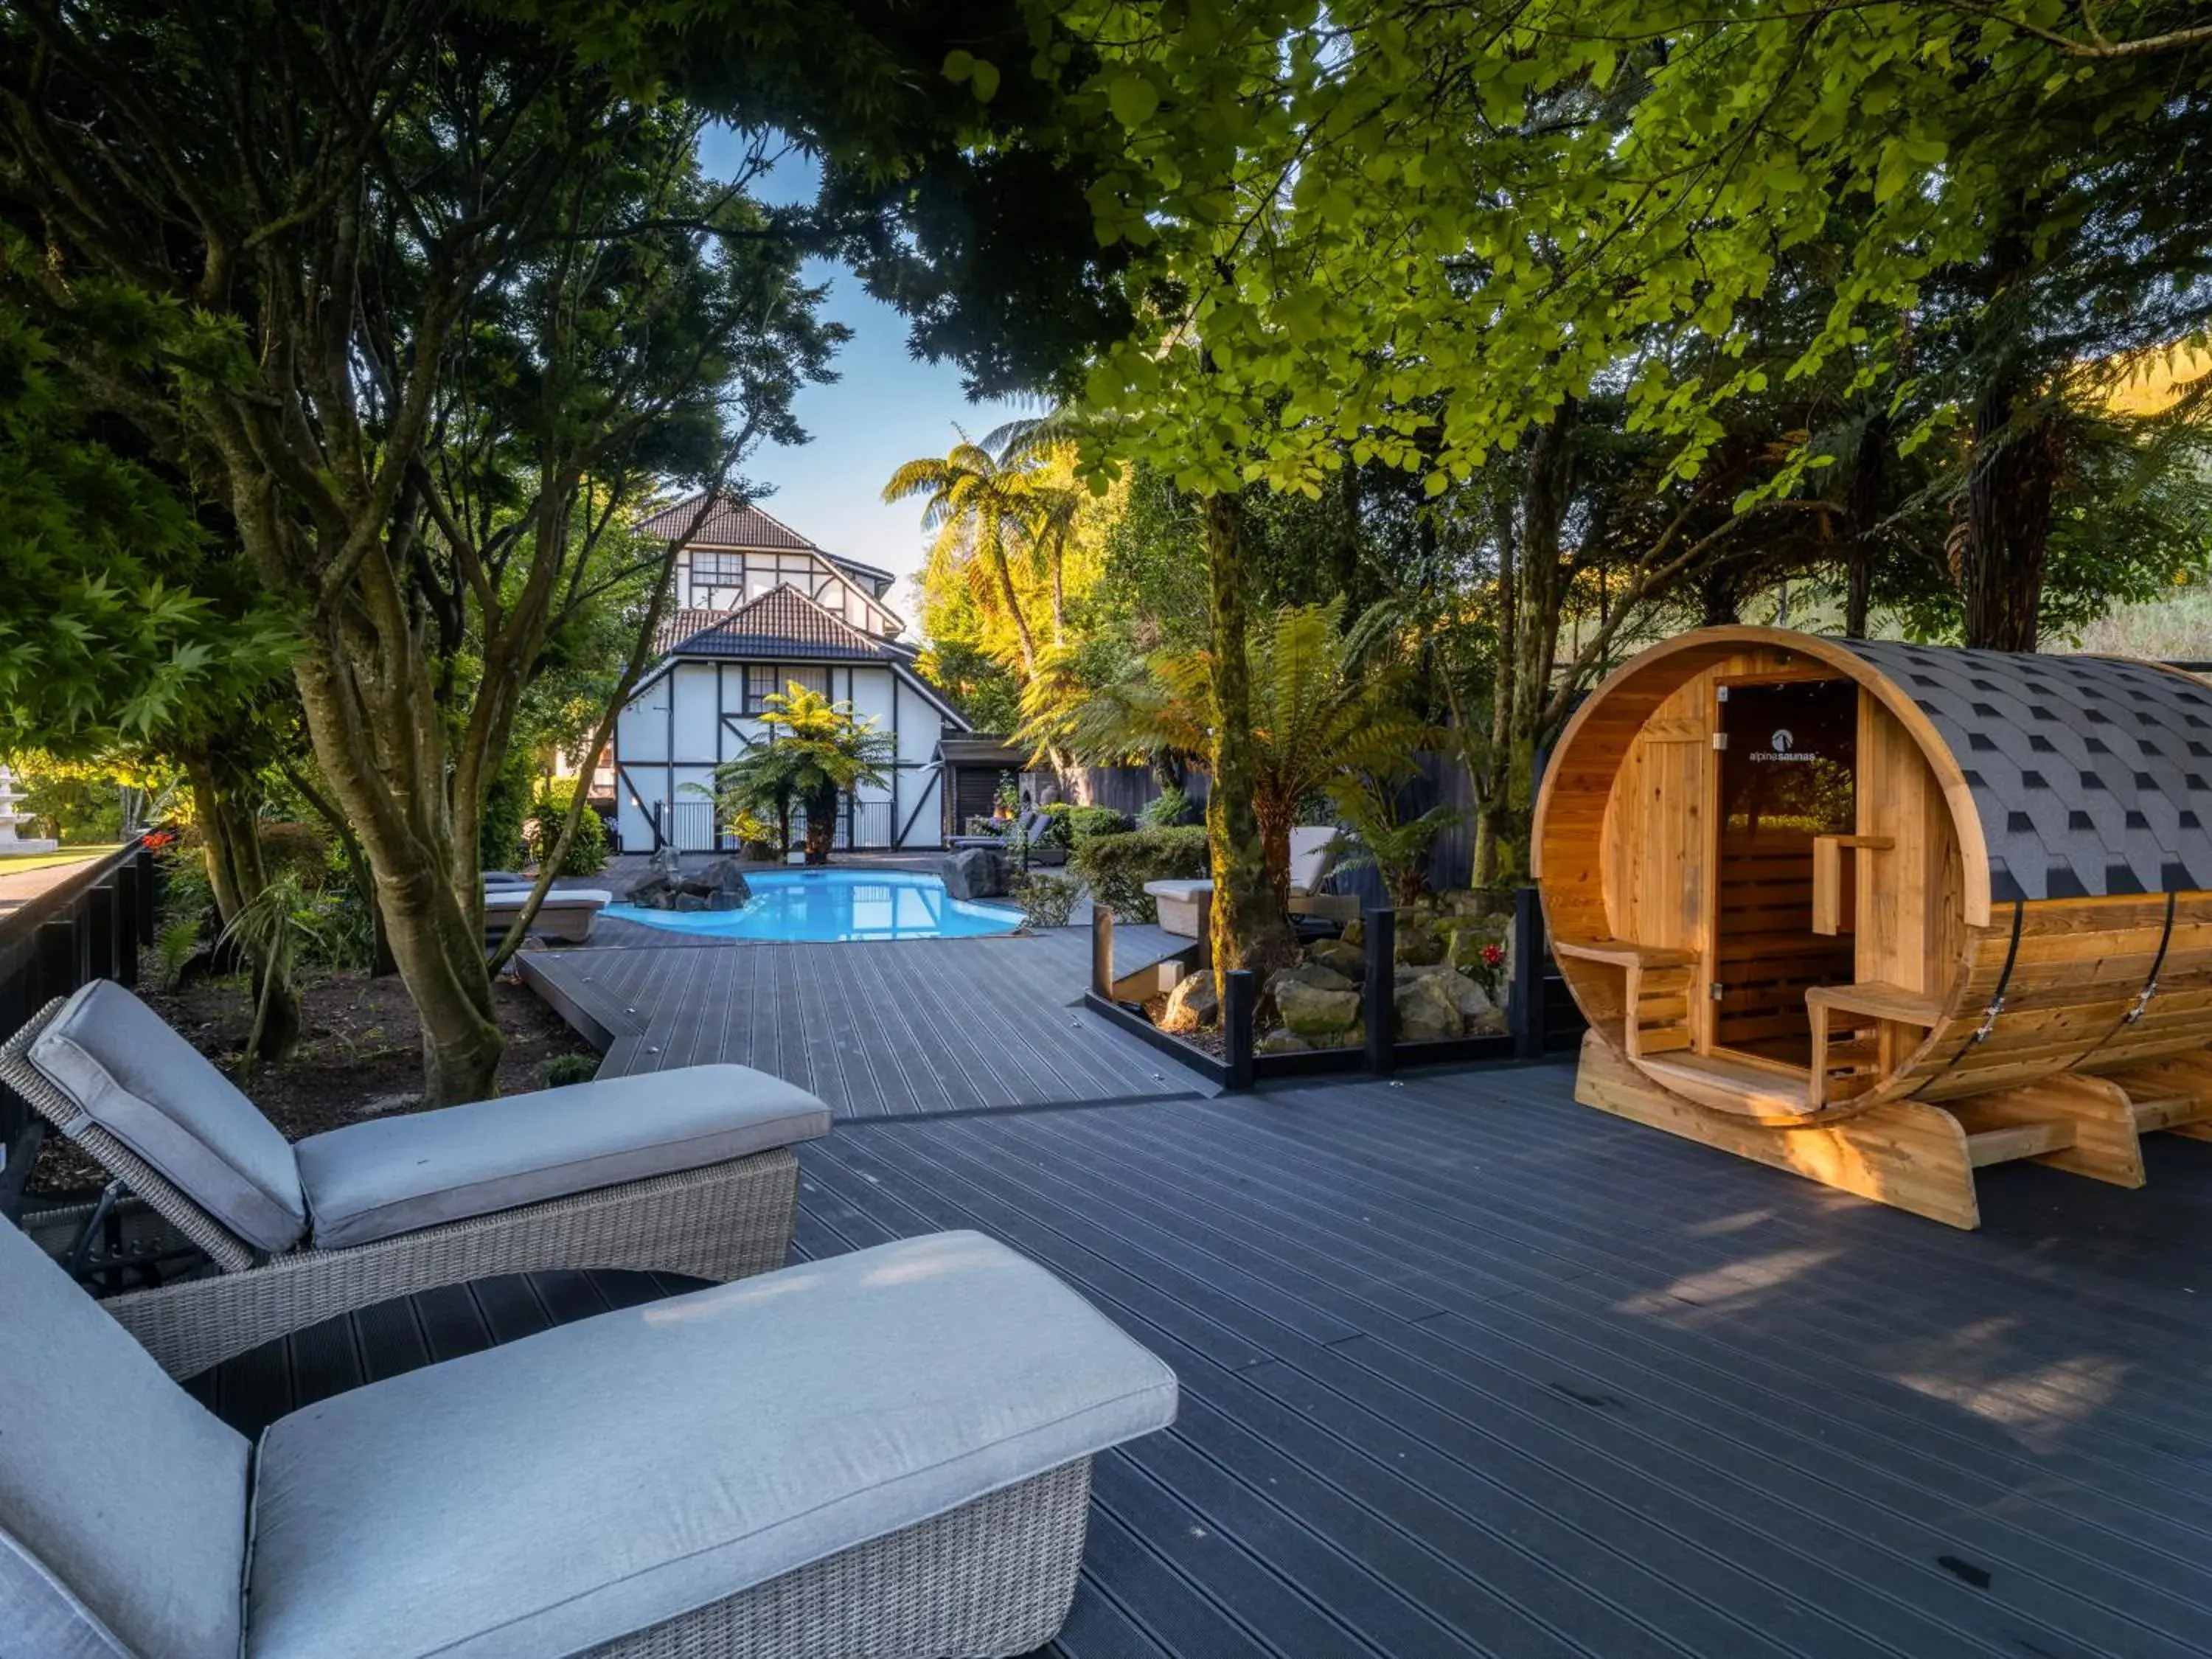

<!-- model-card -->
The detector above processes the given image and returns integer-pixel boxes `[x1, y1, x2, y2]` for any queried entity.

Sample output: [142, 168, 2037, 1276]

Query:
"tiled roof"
[641, 492, 897, 598]
[653, 585, 897, 663]
[1837, 640, 2212, 901]
[638, 494, 818, 551]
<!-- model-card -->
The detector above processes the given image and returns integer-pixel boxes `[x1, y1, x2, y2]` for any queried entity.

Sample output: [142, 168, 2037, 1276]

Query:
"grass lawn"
[0, 844, 123, 874]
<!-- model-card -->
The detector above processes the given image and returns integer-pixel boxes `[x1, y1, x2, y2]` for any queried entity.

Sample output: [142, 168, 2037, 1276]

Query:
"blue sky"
[697, 128, 1023, 602]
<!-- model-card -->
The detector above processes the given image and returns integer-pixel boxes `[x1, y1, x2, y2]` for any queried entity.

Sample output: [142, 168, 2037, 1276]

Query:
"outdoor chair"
[947, 807, 1067, 866]
[0, 979, 830, 1379]
[481, 881, 612, 942]
[1287, 824, 1360, 922]
[0, 1212, 1178, 1658]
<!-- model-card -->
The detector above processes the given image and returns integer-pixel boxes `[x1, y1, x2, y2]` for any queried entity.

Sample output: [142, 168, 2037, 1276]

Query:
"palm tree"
[883, 438, 1054, 672]
[700, 684, 893, 863]
[1024, 598, 1437, 911]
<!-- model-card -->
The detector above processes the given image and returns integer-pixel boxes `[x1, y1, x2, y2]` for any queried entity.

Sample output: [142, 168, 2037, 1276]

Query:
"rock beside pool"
[941, 846, 1007, 900]
[625, 857, 752, 911]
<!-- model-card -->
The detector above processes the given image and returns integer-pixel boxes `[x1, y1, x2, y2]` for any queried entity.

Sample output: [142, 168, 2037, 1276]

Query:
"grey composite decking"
[521, 925, 1211, 1115]
[190, 1058, 2212, 1659]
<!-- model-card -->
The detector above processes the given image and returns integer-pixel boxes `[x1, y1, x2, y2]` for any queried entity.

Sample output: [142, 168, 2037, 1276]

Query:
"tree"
[1031, 599, 1434, 976]
[1, 8, 841, 1099]
[885, 437, 1066, 675]
[702, 684, 894, 863]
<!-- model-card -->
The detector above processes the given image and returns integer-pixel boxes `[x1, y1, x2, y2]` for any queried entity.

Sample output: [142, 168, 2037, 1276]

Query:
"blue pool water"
[604, 869, 1020, 942]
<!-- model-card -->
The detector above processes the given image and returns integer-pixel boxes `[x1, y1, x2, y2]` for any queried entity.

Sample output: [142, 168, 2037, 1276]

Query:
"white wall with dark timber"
[612, 656, 961, 853]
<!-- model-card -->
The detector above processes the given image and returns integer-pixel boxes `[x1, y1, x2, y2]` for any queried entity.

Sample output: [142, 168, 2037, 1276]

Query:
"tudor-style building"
[610, 495, 969, 853]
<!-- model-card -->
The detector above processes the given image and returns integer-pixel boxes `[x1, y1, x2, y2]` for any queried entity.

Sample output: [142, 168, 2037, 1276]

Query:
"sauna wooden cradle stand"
[1533, 626, 2212, 1228]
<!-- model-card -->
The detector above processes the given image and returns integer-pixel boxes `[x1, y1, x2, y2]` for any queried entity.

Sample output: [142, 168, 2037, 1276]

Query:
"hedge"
[1068, 824, 1208, 922]
[1040, 802, 1131, 846]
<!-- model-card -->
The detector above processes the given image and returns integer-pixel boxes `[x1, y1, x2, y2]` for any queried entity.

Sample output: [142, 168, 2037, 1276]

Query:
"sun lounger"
[481, 883, 611, 942]
[947, 808, 1066, 866]
[0, 1215, 1176, 1659]
[0, 980, 828, 1377]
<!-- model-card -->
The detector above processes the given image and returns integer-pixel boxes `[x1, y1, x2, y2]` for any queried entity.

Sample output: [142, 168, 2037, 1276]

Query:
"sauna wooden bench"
[1804, 981, 1943, 1110]
[1552, 938, 1697, 1059]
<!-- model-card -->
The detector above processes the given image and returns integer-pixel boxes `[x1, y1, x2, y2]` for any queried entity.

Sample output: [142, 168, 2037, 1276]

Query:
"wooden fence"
[0, 840, 156, 1218]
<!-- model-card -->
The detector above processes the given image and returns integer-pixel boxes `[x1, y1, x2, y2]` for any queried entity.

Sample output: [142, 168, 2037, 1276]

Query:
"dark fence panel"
[1070, 766, 1211, 821]
[1, 840, 156, 1219]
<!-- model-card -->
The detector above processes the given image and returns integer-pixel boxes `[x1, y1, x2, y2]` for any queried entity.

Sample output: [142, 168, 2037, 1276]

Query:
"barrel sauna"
[1533, 626, 2212, 1227]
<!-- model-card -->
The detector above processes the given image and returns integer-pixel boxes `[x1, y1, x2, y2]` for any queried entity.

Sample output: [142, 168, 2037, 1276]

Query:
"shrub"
[480, 754, 535, 872]
[1040, 803, 1130, 846]
[256, 821, 330, 890]
[1012, 870, 1081, 930]
[1139, 785, 1196, 828]
[156, 917, 200, 988]
[540, 1052, 601, 1088]
[1069, 824, 1208, 922]
[529, 776, 608, 875]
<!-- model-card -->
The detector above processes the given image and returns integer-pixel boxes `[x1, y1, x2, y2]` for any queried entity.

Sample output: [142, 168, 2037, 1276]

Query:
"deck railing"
[1086, 883, 1586, 1091]
[0, 839, 157, 1219]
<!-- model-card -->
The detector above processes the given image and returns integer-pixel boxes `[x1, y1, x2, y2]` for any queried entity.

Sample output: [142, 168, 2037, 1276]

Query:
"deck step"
[1966, 1119, 2078, 1168]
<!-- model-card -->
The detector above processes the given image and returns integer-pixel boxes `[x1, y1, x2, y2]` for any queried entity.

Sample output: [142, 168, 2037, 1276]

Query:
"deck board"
[521, 926, 1214, 1115]
[183, 906, 2212, 1659]
[187, 1065, 2212, 1658]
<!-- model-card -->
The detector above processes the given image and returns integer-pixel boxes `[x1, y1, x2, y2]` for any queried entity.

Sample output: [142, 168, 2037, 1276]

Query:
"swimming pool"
[603, 869, 1020, 943]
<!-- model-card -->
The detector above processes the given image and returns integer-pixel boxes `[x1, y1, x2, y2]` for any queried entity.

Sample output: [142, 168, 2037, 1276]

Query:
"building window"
[693, 552, 743, 581]
[744, 666, 777, 713]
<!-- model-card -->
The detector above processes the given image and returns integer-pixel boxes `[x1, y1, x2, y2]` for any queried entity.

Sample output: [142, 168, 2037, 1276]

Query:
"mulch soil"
[27, 950, 599, 1200]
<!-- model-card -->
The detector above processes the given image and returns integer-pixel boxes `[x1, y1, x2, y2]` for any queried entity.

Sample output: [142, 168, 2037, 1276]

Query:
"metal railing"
[0, 839, 156, 1219]
[657, 796, 900, 854]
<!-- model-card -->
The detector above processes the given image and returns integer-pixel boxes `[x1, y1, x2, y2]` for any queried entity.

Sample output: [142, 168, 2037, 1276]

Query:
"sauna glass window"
[1713, 680, 1859, 1064]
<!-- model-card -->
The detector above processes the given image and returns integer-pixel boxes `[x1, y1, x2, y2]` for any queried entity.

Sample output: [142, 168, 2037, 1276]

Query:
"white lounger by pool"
[481, 883, 611, 943]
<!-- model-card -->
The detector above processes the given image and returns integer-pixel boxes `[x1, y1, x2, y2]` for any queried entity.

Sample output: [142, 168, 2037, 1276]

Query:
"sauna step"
[1965, 1119, 2078, 1168]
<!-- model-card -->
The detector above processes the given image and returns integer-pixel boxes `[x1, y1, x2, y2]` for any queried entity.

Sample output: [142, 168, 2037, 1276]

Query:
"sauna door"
[1712, 679, 1860, 1064]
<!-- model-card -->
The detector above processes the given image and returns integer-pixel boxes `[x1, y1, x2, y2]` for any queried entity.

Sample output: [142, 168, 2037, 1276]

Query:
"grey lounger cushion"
[294, 1065, 831, 1248]
[27, 979, 309, 1253]
[480, 886, 612, 910]
[246, 1231, 1177, 1659]
[0, 1214, 250, 1659]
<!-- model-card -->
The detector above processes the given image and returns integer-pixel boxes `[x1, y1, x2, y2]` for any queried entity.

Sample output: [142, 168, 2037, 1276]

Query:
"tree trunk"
[804, 782, 837, 863]
[1843, 411, 1888, 639]
[1201, 493, 1295, 994]
[1497, 406, 1576, 882]
[1960, 379, 2058, 651]
[291, 646, 502, 1105]
[184, 747, 302, 1063]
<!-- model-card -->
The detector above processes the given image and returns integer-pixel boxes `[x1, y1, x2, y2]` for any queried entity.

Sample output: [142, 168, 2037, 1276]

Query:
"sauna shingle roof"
[1834, 640, 2212, 902]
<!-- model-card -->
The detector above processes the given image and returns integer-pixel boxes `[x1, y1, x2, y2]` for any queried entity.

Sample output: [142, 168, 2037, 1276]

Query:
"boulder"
[1158, 971, 1220, 1034]
[1276, 978, 1363, 1040]
[940, 846, 1007, 900]
[1431, 968, 1509, 1034]
[1255, 1027, 1311, 1054]
[671, 892, 707, 912]
[1342, 918, 1363, 949]
[1307, 939, 1368, 979]
[1394, 971, 1464, 1042]
[1270, 960, 1357, 995]
[1395, 918, 1447, 967]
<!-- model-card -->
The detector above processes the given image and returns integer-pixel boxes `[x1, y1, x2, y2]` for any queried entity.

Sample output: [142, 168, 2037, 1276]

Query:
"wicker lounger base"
[101, 1149, 799, 1380]
[584, 1457, 1092, 1659]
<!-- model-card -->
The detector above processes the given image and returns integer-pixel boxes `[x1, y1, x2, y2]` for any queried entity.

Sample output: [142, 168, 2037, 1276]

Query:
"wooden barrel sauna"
[1532, 626, 2212, 1226]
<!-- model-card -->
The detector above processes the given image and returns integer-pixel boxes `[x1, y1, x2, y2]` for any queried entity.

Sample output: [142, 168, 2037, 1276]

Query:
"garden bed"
[27, 950, 598, 1200]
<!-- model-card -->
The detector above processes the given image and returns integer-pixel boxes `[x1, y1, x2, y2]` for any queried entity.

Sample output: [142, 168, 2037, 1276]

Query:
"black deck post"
[1091, 904, 1115, 998]
[86, 880, 116, 984]
[1513, 885, 1546, 1059]
[135, 839, 157, 946]
[34, 916, 81, 1008]
[1363, 905, 1394, 1077]
[1223, 968, 1256, 1092]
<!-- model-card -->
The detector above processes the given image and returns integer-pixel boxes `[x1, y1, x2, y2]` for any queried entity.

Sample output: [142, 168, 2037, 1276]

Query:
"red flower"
[1481, 943, 1505, 968]
[142, 830, 177, 850]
